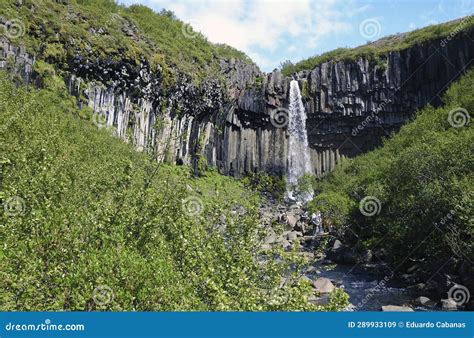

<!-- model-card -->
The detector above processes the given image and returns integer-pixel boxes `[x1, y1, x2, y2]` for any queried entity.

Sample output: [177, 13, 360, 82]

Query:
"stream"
[308, 262, 435, 311]
[266, 79, 443, 311]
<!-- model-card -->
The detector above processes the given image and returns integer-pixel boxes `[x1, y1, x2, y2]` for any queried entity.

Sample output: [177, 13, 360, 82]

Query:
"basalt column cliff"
[1, 25, 473, 178]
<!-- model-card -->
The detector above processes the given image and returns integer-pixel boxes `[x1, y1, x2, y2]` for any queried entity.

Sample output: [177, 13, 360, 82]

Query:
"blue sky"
[118, 0, 473, 72]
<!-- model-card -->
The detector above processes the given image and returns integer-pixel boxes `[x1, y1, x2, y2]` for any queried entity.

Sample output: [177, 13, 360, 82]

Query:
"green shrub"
[295, 173, 316, 195]
[307, 192, 354, 228]
[0, 73, 347, 311]
[313, 68, 474, 266]
[242, 172, 286, 200]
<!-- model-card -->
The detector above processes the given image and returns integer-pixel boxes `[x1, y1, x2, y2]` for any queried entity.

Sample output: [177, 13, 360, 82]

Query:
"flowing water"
[281, 82, 432, 310]
[308, 263, 433, 311]
[285, 80, 314, 203]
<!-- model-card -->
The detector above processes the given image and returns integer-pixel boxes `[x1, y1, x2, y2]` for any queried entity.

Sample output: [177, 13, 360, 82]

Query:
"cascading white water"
[285, 80, 314, 203]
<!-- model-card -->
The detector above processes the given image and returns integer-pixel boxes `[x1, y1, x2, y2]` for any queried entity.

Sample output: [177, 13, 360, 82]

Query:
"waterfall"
[285, 80, 314, 204]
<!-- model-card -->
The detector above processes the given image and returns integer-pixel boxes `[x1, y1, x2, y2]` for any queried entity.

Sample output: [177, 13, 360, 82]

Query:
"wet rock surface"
[381, 305, 414, 312]
[257, 201, 471, 312]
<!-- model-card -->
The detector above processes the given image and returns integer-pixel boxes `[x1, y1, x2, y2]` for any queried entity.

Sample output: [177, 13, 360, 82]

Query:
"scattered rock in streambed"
[342, 250, 359, 265]
[300, 252, 315, 260]
[308, 294, 330, 306]
[414, 296, 436, 308]
[313, 277, 335, 294]
[407, 264, 419, 273]
[285, 231, 298, 241]
[294, 221, 305, 233]
[344, 303, 357, 311]
[305, 266, 321, 275]
[284, 231, 304, 241]
[441, 298, 458, 311]
[286, 213, 298, 228]
[320, 259, 334, 265]
[432, 273, 457, 294]
[407, 283, 426, 291]
[381, 305, 414, 312]
[281, 239, 291, 250]
[326, 239, 373, 265]
[401, 273, 419, 284]
[360, 249, 373, 264]
[332, 239, 343, 250]
[264, 231, 278, 244]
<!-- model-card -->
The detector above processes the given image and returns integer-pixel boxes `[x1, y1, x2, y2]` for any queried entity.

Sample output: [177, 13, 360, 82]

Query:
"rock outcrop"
[233, 31, 473, 175]
[2, 27, 473, 178]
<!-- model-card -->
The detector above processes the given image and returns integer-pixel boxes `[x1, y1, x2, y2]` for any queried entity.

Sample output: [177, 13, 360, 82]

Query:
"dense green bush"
[0, 74, 347, 311]
[313, 69, 474, 267]
[307, 191, 354, 229]
[242, 172, 286, 201]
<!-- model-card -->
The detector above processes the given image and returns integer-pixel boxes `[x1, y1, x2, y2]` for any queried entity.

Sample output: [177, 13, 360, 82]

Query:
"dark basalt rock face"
[231, 31, 474, 176]
[1, 28, 473, 178]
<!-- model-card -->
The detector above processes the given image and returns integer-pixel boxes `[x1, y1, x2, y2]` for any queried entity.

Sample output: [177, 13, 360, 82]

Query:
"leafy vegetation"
[281, 16, 474, 76]
[307, 191, 354, 229]
[242, 172, 286, 201]
[0, 0, 254, 84]
[0, 72, 348, 311]
[311, 68, 474, 267]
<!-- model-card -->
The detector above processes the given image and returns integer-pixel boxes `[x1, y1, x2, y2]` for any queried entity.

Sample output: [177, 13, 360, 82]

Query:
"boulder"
[407, 264, 419, 273]
[326, 240, 361, 264]
[332, 239, 343, 250]
[313, 278, 335, 294]
[281, 239, 291, 250]
[360, 249, 373, 263]
[294, 221, 305, 232]
[286, 213, 298, 228]
[374, 248, 387, 261]
[264, 232, 278, 244]
[414, 296, 436, 307]
[308, 294, 330, 306]
[381, 305, 414, 312]
[425, 280, 439, 291]
[409, 283, 426, 291]
[441, 298, 458, 311]
[290, 208, 304, 215]
[286, 231, 298, 241]
[321, 259, 334, 265]
[342, 249, 359, 264]
[401, 273, 418, 284]
[433, 273, 456, 294]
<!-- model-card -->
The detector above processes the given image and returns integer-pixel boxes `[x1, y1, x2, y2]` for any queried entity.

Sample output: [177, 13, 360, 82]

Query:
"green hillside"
[308, 68, 474, 268]
[0, 72, 350, 310]
[0, 0, 254, 84]
[281, 16, 474, 76]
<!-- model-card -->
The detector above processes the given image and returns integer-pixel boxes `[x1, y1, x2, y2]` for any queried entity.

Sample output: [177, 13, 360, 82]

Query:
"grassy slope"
[0, 0, 254, 83]
[309, 69, 474, 268]
[0, 72, 349, 311]
[281, 16, 474, 76]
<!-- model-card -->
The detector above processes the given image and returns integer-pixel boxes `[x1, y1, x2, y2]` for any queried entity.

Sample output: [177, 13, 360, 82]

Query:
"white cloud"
[135, 0, 358, 70]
